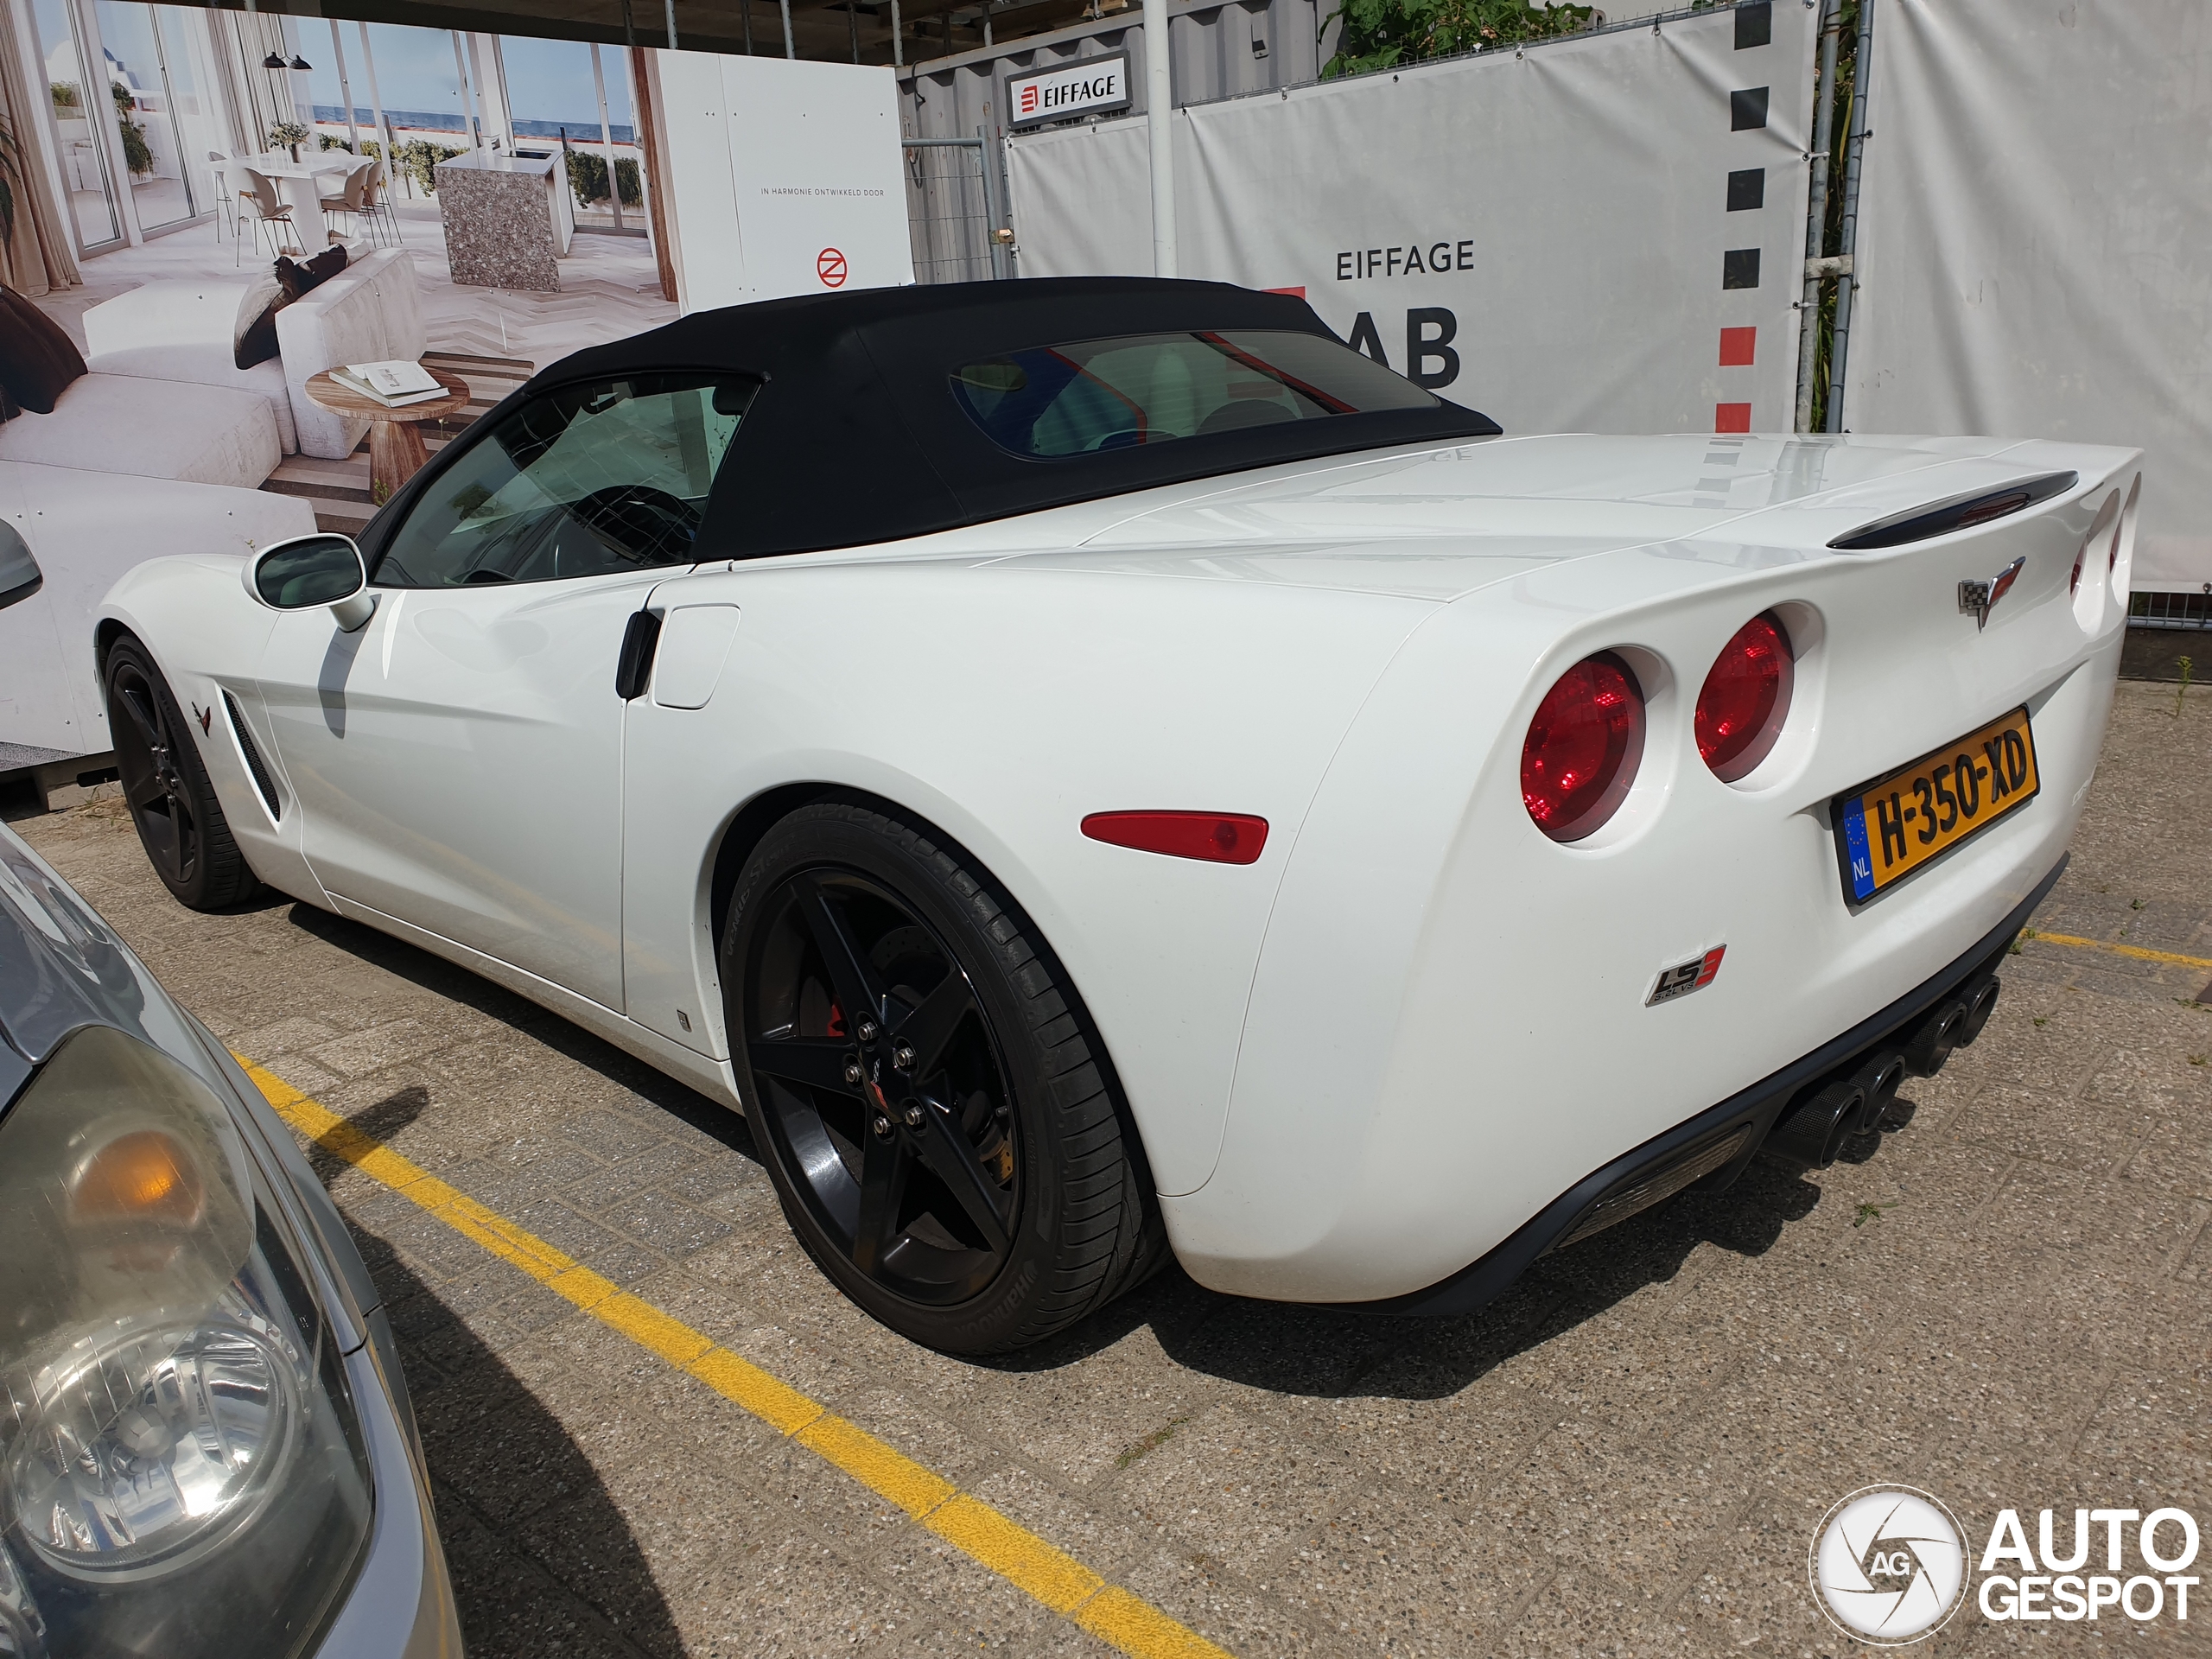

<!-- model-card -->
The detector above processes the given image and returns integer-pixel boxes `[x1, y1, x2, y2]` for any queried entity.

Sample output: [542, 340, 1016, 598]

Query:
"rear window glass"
[950, 330, 1439, 459]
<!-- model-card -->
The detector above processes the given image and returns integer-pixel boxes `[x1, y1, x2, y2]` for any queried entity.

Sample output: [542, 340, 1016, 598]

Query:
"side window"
[372, 372, 756, 588]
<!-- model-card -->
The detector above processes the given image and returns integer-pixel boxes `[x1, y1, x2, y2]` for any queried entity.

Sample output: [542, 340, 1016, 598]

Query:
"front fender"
[101, 553, 331, 912]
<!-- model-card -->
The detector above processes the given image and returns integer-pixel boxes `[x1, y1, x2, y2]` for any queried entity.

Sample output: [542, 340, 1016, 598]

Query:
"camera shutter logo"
[1810, 1486, 1968, 1644]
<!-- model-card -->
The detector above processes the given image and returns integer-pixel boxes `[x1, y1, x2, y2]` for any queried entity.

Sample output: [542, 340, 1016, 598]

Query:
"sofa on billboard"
[0, 247, 424, 767]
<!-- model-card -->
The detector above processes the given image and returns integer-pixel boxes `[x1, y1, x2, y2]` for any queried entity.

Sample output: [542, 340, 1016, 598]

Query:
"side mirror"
[245, 533, 377, 632]
[0, 522, 41, 611]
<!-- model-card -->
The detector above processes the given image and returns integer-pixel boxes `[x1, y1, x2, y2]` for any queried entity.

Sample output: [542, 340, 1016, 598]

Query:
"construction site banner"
[1007, 3, 1815, 436]
[1846, 0, 2212, 594]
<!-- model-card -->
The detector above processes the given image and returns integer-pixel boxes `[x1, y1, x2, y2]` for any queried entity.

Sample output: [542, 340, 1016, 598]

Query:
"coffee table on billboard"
[303, 367, 471, 502]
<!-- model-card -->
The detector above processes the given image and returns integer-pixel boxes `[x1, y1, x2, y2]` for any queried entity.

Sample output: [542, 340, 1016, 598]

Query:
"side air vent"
[224, 691, 283, 820]
[1827, 471, 2077, 551]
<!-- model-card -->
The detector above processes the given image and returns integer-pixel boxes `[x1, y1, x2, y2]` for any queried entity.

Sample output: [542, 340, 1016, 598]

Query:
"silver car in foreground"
[2, 515, 459, 1659]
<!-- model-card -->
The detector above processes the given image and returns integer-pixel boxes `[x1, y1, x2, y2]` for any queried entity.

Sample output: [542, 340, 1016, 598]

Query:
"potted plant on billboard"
[269, 120, 311, 164]
[112, 83, 154, 178]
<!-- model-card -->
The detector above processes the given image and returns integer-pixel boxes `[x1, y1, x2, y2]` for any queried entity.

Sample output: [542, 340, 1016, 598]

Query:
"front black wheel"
[725, 802, 1163, 1354]
[103, 633, 260, 911]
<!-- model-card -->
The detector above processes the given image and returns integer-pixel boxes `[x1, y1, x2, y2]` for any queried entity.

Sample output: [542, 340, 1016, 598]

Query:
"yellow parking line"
[237, 1056, 1232, 1659]
[2024, 930, 2212, 971]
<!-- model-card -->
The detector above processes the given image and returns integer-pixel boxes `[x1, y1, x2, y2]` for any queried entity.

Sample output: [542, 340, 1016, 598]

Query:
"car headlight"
[0, 1025, 372, 1657]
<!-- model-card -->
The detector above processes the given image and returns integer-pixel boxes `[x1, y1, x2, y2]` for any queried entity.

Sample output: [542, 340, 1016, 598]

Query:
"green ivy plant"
[564, 150, 642, 211]
[316, 136, 390, 164]
[1322, 0, 1595, 79]
[1807, 0, 1863, 433]
[390, 138, 465, 196]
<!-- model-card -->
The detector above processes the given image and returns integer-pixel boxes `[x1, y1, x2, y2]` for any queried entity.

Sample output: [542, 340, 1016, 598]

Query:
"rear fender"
[1180, 453, 2135, 1300]
[613, 557, 1434, 1198]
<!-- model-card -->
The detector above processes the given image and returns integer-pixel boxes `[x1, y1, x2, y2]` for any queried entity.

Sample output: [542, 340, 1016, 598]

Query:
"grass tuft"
[1116, 1417, 1190, 1470]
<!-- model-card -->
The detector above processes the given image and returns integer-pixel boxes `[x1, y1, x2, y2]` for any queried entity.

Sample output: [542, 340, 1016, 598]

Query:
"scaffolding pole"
[1826, 0, 1878, 434]
[1793, 0, 1842, 433]
[1145, 0, 1173, 276]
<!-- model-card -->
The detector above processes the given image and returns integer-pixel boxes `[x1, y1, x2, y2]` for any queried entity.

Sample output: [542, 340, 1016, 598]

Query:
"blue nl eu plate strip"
[1841, 797, 1876, 901]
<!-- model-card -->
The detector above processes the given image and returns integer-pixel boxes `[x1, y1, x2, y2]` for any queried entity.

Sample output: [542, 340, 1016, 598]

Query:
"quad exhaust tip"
[1764, 975, 2001, 1168]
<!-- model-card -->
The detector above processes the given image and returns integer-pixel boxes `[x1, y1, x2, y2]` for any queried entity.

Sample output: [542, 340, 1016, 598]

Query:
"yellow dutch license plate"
[1834, 707, 2040, 903]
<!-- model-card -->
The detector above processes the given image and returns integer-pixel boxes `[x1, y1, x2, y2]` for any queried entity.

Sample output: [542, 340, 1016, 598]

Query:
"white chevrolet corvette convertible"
[96, 279, 2136, 1353]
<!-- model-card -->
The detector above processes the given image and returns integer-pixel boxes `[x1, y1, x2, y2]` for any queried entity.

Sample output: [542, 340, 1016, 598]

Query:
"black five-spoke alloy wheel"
[726, 802, 1162, 1353]
[103, 633, 259, 910]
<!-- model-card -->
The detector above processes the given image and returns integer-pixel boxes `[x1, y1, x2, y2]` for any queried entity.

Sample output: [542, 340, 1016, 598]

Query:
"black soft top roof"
[531, 277, 1503, 559]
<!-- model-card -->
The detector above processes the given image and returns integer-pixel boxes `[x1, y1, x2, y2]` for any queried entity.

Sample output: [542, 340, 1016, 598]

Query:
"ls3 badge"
[1649, 945, 1726, 1007]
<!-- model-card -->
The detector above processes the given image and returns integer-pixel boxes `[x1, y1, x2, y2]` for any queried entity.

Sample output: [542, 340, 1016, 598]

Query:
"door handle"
[614, 608, 663, 700]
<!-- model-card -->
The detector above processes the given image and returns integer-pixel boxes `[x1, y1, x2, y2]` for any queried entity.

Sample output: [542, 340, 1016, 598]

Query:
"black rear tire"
[103, 633, 261, 911]
[723, 801, 1165, 1355]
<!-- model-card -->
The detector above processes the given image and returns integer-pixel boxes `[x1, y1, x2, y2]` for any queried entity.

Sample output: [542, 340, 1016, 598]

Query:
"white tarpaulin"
[1007, 3, 1813, 435]
[1847, 0, 2209, 592]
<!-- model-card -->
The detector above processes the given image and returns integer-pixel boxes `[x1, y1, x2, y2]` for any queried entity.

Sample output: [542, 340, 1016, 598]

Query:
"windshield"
[949, 329, 1439, 459]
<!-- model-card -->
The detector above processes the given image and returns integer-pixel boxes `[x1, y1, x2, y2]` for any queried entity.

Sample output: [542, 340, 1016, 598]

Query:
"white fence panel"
[654, 52, 913, 310]
[1847, 0, 2212, 594]
[1008, 3, 1814, 435]
[1006, 118, 1152, 276]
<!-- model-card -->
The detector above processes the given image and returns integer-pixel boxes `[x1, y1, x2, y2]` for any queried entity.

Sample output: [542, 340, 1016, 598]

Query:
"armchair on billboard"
[652, 52, 914, 313]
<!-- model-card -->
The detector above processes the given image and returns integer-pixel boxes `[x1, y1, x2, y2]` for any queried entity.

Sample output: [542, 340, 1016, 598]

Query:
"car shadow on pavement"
[310, 1079, 688, 1659]
[280, 901, 1861, 1414]
[993, 1142, 1838, 1402]
[284, 902, 764, 1162]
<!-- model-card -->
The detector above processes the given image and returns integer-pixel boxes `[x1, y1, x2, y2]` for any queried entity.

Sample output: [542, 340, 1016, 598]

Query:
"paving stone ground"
[14, 679, 2210, 1657]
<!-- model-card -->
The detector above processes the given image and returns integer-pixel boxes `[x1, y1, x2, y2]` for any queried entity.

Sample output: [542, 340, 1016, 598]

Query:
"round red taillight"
[1695, 613, 1794, 783]
[1522, 652, 1645, 842]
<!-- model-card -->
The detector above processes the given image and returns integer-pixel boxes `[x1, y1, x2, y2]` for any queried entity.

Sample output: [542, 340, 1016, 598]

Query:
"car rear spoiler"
[1827, 471, 2077, 551]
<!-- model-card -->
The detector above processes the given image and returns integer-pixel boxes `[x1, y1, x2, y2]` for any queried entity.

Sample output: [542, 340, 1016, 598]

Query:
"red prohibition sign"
[817, 247, 849, 288]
